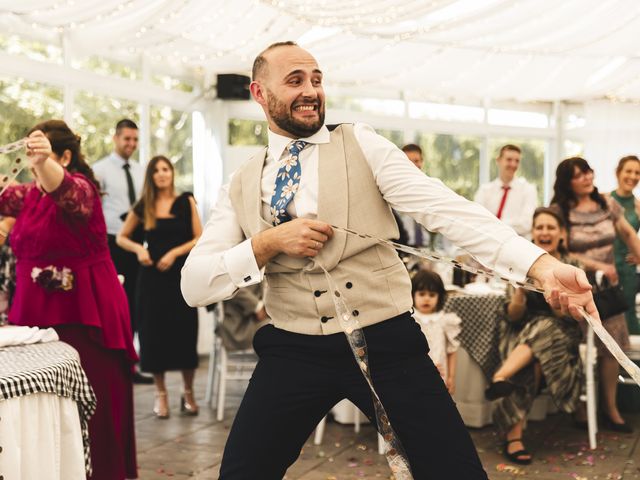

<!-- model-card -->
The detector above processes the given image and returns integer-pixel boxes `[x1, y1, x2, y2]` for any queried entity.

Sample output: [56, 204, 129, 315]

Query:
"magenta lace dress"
[0, 171, 138, 479]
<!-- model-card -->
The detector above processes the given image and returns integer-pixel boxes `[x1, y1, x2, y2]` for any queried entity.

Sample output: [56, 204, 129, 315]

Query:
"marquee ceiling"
[2, 0, 640, 103]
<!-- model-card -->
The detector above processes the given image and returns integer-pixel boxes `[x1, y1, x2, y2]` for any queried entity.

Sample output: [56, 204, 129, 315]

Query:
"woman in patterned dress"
[487, 207, 583, 464]
[551, 157, 640, 433]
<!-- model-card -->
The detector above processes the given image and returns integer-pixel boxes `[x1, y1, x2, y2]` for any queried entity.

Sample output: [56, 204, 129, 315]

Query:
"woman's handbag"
[592, 273, 629, 319]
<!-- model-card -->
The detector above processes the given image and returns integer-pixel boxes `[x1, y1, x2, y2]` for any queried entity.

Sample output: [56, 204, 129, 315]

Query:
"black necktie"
[123, 163, 136, 205]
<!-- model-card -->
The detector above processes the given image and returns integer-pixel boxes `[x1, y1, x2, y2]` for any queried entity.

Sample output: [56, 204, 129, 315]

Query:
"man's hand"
[252, 218, 334, 268]
[527, 254, 600, 323]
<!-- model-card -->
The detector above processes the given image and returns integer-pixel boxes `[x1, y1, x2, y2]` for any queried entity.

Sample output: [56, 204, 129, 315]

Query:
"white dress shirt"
[182, 123, 544, 307]
[92, 152, 145, 235]
[474, 177, 538, 237]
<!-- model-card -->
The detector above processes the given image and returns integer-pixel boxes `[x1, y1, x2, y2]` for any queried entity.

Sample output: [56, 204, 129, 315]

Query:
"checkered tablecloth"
[444, 292, 506, 380]
[0, 341, 96, 476]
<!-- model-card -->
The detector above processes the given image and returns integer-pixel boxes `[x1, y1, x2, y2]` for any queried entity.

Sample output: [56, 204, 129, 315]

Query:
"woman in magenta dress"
[1, 120, 138, 479]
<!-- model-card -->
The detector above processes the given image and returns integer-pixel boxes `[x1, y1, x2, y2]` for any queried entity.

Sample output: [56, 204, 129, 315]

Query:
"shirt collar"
[267, 125, 330, 162]
[110, 151, 129, 165]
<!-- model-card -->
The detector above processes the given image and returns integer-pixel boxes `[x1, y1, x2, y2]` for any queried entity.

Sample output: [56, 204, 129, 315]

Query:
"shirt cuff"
[222, 238, 263, 287]
[495, 236, 546, 281]
[254, 300, 264, 314]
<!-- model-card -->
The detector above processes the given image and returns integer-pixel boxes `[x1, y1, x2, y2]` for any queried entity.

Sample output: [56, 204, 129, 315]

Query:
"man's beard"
[267, 92, 325, 138]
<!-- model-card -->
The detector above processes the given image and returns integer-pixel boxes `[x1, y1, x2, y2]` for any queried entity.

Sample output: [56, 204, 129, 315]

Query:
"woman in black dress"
[117, 155, 202, 418]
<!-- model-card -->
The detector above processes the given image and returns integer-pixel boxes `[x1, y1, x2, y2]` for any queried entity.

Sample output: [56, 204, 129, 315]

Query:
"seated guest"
[218, 284, 267, 351]
[552, 157, 640, 433]
[486, 207, 583, 465]
[1, 121, 138, 479]
[0, 216, 16, 325]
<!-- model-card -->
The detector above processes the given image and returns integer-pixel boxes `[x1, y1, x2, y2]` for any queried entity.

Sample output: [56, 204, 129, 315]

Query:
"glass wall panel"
[0, 34, 62, 64]
[409, 101, 484, 123]
[72, 56, 140, 80]
[327, 97, 405, 116]
[564, 139, 584, 157]
[150, 106, 193, 193]
[72, 91, 141, 163]
[489, 137, 547, 203]
[228, 119, 268, 146]
[376, 128, 404, 147]
[415, 132, 481, 199]
[488, 108, 549, 129]
[0, 76, 63, 182]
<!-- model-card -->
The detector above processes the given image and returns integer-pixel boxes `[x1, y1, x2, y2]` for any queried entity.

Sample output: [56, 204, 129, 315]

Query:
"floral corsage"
[31, 266, 74, 292]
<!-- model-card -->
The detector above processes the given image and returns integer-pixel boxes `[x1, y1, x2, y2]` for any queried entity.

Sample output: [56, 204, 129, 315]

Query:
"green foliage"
[150, 106, 193, 192]
[489, 138, 546, 203]
[0, 77, 63, 181]
[0, 34, 62, 64]
[72, 91, 141, 164]
[376, 129, 404, 147]
[228, 119, 268, 146]
[415, 133, 481, 199]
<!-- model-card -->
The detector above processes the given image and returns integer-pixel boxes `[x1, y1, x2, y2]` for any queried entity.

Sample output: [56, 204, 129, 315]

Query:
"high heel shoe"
[180, 389, 199, 416]
[601, 412, 633, 433]
[153, 391, 170, 419]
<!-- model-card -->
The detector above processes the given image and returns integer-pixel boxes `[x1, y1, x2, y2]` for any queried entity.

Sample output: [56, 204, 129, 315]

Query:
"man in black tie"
[93, 118, 152, 384]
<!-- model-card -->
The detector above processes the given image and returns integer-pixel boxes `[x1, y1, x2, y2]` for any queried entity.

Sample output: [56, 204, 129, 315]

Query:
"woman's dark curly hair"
[550, 157, 607, 247]
[411, 269, 447, 312]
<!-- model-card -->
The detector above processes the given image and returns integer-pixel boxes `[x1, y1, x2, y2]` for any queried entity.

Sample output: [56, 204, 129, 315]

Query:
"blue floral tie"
[270, 140, 308, 225]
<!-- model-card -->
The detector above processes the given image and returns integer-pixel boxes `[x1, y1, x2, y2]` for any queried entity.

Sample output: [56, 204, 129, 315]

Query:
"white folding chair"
[313, 402, 362, 445]
[581, 325, 598, 450]
[204, 303, 259, 421]
[204, 303, 223, 408]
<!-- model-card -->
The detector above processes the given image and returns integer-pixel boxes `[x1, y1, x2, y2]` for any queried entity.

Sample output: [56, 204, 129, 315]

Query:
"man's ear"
[250, 81, 266, 106]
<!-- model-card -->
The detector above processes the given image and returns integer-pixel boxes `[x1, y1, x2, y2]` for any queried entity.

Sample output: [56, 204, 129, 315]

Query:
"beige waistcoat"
[229, 124, 412, 335]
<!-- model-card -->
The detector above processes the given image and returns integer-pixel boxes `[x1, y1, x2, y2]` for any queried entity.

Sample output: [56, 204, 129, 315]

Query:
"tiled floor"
[133, 363, 640, 479]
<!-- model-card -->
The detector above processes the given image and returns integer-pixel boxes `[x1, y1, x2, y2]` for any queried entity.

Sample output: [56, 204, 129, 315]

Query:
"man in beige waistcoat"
[181, 41, 598, 479]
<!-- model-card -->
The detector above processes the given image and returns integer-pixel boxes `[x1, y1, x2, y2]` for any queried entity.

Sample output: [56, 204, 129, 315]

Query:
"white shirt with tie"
[473, 177, 538, 238]
[181, 123, 544, 307]
[92, 152, 145, 236]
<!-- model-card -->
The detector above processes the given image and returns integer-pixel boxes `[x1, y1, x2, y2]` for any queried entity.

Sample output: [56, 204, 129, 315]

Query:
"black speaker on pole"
[217, 74, 251, 100]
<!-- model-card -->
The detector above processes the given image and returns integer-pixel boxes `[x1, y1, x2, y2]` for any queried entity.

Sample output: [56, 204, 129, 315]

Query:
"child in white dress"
[412, 269, 461, 394]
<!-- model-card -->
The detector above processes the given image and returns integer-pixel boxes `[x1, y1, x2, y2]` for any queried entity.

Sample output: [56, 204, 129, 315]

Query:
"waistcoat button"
[345, 282, 353, 289]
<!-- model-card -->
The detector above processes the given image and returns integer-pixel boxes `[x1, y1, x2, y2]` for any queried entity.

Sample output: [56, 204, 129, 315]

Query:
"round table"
[0, 341, 96, 479]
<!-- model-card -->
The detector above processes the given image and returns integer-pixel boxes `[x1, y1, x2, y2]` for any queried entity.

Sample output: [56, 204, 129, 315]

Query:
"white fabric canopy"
[2, 0, 640, 103]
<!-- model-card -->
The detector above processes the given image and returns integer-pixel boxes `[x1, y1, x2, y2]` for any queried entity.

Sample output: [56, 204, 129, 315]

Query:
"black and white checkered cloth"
[0, 341, 97, 476]
[444, 293, 506, 380]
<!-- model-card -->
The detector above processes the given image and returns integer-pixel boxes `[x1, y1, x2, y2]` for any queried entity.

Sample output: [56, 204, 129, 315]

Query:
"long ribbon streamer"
[320, 223, 640, 479]
[330, 224, 640, 386]
[0, 139, 28, 198]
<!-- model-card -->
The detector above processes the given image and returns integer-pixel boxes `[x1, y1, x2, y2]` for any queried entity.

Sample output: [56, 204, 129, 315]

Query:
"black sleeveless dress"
[134, 193, 198, 372]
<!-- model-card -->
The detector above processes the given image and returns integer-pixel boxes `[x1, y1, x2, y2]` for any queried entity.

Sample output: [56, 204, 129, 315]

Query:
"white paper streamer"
[329, 224, 640, 387]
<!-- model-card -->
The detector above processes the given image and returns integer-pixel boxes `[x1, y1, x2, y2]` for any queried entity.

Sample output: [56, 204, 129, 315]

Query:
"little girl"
[412, 269, 461, 394]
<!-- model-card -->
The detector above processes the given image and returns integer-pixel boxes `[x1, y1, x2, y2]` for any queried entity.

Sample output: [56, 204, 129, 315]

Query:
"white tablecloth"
[0, 392, 86, 479]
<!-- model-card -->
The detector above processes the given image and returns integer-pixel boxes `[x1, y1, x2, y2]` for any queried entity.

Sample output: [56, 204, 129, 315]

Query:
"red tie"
[496, 185, 511, 219]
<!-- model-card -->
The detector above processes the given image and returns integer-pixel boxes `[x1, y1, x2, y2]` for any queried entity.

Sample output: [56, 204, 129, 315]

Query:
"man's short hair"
[401, 144, 423, 156]
[115, 119, 138, 134]
[252, 41, 299, 81]
[498, 144, 521, 158]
